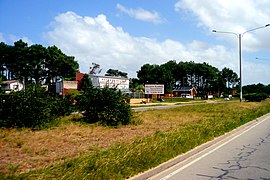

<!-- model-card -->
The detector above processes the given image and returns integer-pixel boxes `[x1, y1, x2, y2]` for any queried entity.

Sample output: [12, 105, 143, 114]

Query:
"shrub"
[244, 93, 268, 102]
[0, 87, 53, 128]
[0, 85, 74, 128]
[78, 86, 132, 126]
[50, 95, 74, 117]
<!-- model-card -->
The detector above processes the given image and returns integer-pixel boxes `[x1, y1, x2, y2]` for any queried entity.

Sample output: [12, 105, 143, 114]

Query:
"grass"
[152, 97, 202, 103]
[1, 99, 270, 179]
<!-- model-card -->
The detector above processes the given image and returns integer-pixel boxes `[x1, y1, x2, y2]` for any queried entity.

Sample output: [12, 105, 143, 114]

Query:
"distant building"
[91, 75, 129, 91]
[0, 80, 24, 93]
[173, 86, 196, 98]
[76, 72, 129, 92]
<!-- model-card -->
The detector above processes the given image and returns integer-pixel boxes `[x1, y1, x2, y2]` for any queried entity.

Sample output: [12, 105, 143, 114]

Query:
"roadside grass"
[152, 97, 202, 103]
[1, 99, 270, 179]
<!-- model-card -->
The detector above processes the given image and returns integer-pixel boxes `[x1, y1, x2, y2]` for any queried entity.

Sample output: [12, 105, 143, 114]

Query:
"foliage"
[79, 74, 93, 91]
[136, 60, 238, 96]
[105, 68, 128, 78]
[243, 83, 270, 95]
[244, 93, 268, 102]
[0, 85, 73, 128]
[0, 40, 79, 87]
[12, 100, 270, 179]
[89, 62, 102, 75]
[50, 95, 74, 116]
[78, 75, 132, 126]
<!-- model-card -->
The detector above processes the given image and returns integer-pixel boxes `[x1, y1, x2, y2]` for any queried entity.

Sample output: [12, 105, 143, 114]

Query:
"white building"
[0, 80, 24, 93]
[90, 75, 129, 92]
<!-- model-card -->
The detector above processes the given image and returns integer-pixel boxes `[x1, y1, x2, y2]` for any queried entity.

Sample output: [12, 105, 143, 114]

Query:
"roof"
[89, 74, 129, 80]
[173, 86, 195, 91]
[0, 80, 21, 85]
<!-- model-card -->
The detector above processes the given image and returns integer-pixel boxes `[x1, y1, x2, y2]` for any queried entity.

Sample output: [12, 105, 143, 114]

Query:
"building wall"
[63, 81, 77, 89]
[94, 76, 129, 91]
[75, 72, 129, 92]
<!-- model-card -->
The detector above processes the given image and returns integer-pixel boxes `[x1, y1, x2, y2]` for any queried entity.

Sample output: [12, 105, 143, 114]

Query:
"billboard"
[145, 84, 164, 94]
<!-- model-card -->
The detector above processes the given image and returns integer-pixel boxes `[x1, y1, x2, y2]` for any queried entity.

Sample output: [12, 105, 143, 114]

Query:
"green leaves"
[105, 69, 128, 78]
[0, 40, 79, 86]
[78, 75, 132, 126]
[0, 85, 74, 129]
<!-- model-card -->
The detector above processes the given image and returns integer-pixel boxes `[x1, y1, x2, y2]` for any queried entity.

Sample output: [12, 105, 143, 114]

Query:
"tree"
[27, 44, 47, 84]
[45, 45, 79, 84]
[137, 60, 238, 97]
[0, 42, 9, 81]
[0, 40, 79, 86]
[105, 69, 128, 78]
[89, 62, 102, 75]
[137, 63, 159, 84]
[7, 40, 29, 83]
[80, 74, 93, 91]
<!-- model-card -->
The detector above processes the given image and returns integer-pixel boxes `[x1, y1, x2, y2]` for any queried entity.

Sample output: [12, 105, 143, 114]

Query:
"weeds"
[1, 100, 270, 179]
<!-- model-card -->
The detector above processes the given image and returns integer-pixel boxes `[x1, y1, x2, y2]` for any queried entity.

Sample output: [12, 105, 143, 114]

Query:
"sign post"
[144, 84, 164, 94]
[144, 84, 164, 102]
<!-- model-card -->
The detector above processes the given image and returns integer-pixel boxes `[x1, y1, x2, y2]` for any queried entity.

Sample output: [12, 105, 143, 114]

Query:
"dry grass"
[0, 100, 269, 177]
[0, 108, 197, 174]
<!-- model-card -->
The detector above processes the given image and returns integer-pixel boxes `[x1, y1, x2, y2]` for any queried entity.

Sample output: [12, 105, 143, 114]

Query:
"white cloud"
[0, 33, 33, 45]
[244, 61, 270, 85]
[116, 3, 165, 24]
[174, 0, 270, 84]
[0, 33, 5, 42]
[175, 0, 270, 52]
[44, 11, 270, 85]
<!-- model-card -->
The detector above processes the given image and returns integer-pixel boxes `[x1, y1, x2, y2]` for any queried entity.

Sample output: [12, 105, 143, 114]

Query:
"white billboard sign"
[145, 84, 164, 94]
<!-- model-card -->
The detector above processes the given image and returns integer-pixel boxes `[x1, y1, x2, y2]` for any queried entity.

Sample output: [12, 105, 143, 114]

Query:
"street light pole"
[212, 24, 270, 102]
[239, 34, 242, 102]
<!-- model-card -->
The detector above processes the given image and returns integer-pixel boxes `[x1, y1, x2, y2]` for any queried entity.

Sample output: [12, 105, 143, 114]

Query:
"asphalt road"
[132, 103, 197, 111]
[149, 114, 270, 180]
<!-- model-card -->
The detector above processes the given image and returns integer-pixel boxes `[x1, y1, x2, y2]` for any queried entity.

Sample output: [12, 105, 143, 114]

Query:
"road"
[150, 114, 270, 180]
[132, 103, 199, 111]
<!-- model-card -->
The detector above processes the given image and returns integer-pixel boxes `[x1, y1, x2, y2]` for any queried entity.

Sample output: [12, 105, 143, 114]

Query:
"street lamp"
[212, 24, 270, 102]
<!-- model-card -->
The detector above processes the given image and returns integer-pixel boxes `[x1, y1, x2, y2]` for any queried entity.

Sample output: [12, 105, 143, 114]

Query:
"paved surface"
[132, 103, 200, 111]
[149, 114, 270, 180]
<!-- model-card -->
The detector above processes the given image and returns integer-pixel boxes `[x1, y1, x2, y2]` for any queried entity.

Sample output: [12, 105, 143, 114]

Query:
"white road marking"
[158, 115, 270, 180]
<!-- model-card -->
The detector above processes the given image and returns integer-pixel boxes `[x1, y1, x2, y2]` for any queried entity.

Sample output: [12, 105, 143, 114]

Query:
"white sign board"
[145, 84, 164, 94]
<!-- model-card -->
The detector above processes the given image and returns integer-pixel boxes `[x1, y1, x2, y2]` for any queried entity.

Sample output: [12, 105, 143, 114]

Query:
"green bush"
[0, 86, 74, 128]
[50, 95, 74, 116]
[244, 93, 268, 102]
[79, 86, 132, 126]
[0, 87, 53, 128]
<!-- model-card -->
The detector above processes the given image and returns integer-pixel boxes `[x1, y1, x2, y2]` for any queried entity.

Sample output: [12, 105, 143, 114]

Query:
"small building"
[76, 72, 129, 92]
[0, 80, 24, 93]
[173, 86, 196, 98]
[91, 75, 129, 92]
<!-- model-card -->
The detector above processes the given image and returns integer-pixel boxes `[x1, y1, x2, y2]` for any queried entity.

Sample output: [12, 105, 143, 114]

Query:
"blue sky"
[1, 0, 270, 85]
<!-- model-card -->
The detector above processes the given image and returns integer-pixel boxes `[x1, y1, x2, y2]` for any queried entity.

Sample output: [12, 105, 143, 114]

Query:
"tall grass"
[9, 100, 270, 179]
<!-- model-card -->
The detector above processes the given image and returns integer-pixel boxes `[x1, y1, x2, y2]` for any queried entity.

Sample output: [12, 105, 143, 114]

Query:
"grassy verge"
[2, 100, 270, 179]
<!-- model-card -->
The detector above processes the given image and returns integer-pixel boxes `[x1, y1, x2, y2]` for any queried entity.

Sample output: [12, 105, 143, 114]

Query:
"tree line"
[133, 60, 239, 97]
[0, 40, 79, 87]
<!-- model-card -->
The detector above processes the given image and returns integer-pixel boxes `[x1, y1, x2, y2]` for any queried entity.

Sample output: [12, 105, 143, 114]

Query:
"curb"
[129, 113, 270, 180]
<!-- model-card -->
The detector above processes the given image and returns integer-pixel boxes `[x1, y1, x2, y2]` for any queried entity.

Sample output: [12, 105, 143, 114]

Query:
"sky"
[0, 0, 270, 85]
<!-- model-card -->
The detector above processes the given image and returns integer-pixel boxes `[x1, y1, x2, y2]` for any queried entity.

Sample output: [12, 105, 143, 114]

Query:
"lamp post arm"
[212, 30, 238, 37]
[256, 57, 270, 61]
[242, 24, 270, 36]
